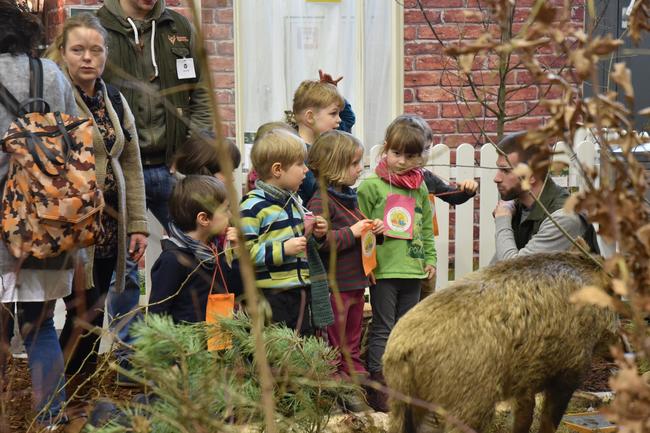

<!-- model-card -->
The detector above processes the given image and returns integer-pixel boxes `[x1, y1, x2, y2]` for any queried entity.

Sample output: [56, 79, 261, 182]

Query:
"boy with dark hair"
[149, 176, 242, 323]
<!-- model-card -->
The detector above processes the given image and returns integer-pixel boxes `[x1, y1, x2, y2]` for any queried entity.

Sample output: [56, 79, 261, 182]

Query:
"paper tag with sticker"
[176, 58, 196, 79]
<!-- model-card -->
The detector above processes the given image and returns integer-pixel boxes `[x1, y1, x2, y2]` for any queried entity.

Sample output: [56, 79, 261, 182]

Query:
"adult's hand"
[493, 200, 516, 218]
[129, 233, 148, 262]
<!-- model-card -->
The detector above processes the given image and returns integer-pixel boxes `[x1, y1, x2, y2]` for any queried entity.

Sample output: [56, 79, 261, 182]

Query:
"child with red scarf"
[357, 114, 437, 412]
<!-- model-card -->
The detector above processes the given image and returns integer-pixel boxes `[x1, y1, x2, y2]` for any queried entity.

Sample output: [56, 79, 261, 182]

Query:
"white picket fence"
[367, 135, 600, 289]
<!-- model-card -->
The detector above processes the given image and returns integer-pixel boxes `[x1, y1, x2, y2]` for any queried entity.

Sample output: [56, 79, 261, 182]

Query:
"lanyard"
[208, 243, 229, 295]
[328, 194, 367, 222]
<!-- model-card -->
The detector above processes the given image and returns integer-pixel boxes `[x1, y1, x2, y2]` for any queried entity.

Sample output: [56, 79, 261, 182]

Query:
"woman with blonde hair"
[46, 13, 148, 382]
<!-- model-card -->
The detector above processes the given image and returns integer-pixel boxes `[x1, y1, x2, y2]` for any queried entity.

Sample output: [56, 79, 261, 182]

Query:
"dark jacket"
[149, 238, 242, 323]
[423, 170, 476, 205]
[98, 0, 212, 166]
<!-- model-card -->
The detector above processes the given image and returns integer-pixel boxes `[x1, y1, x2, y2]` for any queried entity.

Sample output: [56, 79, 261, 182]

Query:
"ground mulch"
[1, 354, 616, 432]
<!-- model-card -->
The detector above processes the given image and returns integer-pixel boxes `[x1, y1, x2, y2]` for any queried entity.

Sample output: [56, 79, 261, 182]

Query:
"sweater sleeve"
[307, 194, 356, 253]
[419, 185, 437, 267]
[148, 251, 187, 316]
[240, 199, 286, 267]
[494, 209, 586, 261]
[119, 94, 149, 235]
[187, 25, 214, 133]
[424, 171, 475, 206]
[357, 178, 377, 220]
[338, 99, 356, 133]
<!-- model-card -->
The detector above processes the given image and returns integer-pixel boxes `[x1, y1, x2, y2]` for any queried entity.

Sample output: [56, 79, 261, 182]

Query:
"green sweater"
[357, 174, 436, 280]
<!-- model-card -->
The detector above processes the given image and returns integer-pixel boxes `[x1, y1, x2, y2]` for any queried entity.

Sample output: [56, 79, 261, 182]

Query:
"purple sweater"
[307, 188, 370, 292]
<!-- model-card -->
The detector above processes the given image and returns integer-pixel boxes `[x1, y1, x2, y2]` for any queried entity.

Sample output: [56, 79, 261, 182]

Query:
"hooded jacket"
[97, 0, 212, 166]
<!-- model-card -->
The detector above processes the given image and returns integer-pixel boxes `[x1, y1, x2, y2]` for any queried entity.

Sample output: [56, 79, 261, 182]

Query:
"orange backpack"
[0, 57, 104, 261]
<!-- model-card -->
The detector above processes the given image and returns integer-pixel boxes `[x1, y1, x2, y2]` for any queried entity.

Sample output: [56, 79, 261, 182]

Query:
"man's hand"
[284, 237, 307, 256]
[424, 264, 436, 280]
[129, 233, 148, 262]
[494, 200, 516, 218]
[318, 69, 343, 86]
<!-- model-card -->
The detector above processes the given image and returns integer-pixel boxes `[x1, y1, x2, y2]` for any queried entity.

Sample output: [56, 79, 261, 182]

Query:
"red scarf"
[375, 157, 424, 190]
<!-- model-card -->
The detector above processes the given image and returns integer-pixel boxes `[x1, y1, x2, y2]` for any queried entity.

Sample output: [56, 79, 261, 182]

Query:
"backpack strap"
[0, 57, 49, 116]
[0, 78, 20, 117]
[105, 83, 131, 142]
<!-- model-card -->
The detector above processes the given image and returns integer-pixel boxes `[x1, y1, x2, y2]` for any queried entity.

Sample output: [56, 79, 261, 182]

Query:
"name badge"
[176, 58, 197, 79]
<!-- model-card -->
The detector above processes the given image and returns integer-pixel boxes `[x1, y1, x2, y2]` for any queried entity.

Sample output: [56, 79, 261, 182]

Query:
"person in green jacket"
[96, 0, 213, 383]
[357, 114, 437, 412]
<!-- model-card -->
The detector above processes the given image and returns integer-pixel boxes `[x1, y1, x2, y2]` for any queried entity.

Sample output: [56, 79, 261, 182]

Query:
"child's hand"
[226, 227, 239, 249]
[458, 179, 479, 194]
[284, 237, 307, 256]
[371, 219, 385, 235]
[313, 216, 328, 238]
[424, 264, 436, 280]
[318, 69, 343, 86]
[350, 219, 373, 238]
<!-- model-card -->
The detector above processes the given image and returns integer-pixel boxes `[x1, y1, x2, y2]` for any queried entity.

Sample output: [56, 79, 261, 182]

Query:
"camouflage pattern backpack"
[0, 57, 104, 261]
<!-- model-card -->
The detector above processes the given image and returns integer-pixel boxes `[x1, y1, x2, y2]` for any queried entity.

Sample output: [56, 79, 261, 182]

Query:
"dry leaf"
[458, 54, 475, 75]
[569, 286, 614, 308]
[611, 279, 628, 296]
[611, 62, 634, 100]
[563, 193, 580, 214]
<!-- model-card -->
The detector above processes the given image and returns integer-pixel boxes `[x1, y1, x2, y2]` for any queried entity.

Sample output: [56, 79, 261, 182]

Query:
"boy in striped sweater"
[240, 129, 328, 335]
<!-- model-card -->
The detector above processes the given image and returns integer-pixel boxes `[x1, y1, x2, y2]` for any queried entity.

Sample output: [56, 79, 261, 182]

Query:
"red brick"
[405, 10, 440, 24]
[458, 119, 497, 133]
[405, 103, 440, 118]
[216, 8, 233, 23]
[204, 41, 217, 55]
[202, 0, 229, 7]
[443, 134, 481, 146]
[405, 71, 442, 86]
[415, 55, 454, 71]
[204, 23, 231, 40]
[208, 56, 234, 71]
[428, 119, 456, 133]
[503, 117, 544, 132]
[419, 24, 461, 40]
[219, 105, 235, 121]
[404, 88, 415, 103]
[404, 25, 417, 41]
[215, 90, 233, 104]
[416, 86, 456, 102]
[405, 41, 444, 55]
[526, 102, 549, 116]
[439, 71, 465, 86]
[217, 41, 234, 56]
[442, 9, 484, 23]
[213, 73, 234, 88]
[404, 55, 415, 71]
[441, 102, 483, 118]
[420, 0, 463, 6]
[201, 8, 213, 24]
[507, 86, 538, 100]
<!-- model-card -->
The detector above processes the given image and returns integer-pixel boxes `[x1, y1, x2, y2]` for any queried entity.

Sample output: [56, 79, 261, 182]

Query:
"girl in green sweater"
[357, 114, 437, 412]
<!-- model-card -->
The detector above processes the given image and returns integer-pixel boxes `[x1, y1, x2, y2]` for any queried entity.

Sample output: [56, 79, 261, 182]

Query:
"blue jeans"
[16, 301, 66, 423]
[107, 164, 175, 345]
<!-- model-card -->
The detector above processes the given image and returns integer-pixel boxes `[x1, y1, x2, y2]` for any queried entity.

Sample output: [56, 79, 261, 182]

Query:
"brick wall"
[403, 0, 585, 147]
[42, 0, 235, 137]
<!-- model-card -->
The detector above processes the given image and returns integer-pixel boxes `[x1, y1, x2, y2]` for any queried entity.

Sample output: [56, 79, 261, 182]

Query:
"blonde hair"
[254, 121, 297, 145]
[291, 80, 344, 124]
[44, 13, 108, 66]
[383, 114, 433, 156]
[308, 130, 363, 186]
[251, 129, 307, 180]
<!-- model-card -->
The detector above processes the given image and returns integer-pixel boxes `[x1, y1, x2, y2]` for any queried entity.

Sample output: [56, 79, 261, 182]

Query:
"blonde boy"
[240, 129, 327, 335]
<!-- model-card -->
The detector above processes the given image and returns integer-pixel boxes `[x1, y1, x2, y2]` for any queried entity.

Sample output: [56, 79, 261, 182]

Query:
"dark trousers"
[367, 278, 421, 374]
[264, 287, 312, 336]
[327, 289, 367, 377]
[60, 256, 117, 375]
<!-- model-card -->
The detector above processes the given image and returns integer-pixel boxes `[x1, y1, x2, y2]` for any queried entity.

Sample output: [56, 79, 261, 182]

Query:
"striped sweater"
[307, 188, 371, 292]
[240, 189, 310, 290]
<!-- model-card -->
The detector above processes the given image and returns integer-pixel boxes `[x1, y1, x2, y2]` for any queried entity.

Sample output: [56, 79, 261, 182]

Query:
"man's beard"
[498, 186, 521, 201]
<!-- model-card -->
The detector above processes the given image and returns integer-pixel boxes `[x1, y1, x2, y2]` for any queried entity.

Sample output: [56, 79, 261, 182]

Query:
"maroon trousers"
[327, 289, 368, 377]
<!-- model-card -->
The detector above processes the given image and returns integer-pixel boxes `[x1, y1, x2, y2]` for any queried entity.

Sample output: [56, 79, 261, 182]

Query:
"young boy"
[149, 175, 242, 323]
[240, 129, 328, 335]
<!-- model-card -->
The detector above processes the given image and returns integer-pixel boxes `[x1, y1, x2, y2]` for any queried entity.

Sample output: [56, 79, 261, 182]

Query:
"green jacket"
[357, 174, 437, 280]
[97, 0, 213, 165]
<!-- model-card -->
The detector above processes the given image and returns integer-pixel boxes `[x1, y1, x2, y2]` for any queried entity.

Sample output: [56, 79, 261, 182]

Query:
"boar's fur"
[383, 253, 617, 433]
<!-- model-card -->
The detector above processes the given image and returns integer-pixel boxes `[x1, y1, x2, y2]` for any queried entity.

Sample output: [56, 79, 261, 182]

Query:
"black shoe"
[340, 393, 371, 413]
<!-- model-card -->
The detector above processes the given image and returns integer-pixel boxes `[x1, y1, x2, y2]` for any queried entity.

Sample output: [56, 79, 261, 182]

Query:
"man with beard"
[491, 132, 599, 263]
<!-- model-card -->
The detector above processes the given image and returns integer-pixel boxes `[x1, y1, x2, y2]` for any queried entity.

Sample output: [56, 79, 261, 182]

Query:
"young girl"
[289, 80, 344, 203]
[357, 114, 437, 412]
[306, 131, 384, 382]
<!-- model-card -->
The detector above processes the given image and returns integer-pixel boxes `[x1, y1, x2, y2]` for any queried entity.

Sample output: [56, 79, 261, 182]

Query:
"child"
[240, 129, 328, 335]
[174, 132, 241, 182]
[306, 130, 384, 381]
[245, 122, 297, 192]
[289, 80, 345, 203]
[357, 114, 437, 412]
[149, 175, 241, 323]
